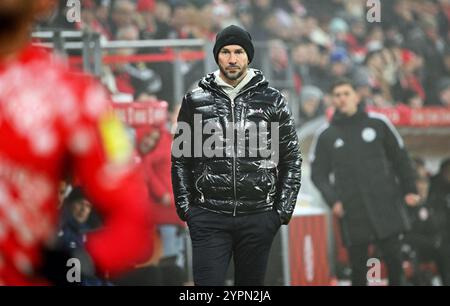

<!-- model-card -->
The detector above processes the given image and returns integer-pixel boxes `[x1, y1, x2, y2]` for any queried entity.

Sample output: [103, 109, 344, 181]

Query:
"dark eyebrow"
[221, 48, 244, 53]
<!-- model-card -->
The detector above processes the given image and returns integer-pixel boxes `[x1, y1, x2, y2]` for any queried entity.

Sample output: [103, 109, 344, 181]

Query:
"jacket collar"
[198, 68, 267, 96]
[214, 68, 256, 89]
[332, 102, 367, 125]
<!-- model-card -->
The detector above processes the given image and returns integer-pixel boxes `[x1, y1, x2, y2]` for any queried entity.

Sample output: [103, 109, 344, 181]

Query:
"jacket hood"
[198, 68, 268, 94]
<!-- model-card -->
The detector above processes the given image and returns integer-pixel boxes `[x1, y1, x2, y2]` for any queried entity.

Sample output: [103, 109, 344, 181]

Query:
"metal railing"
[32, 30, 299, 114]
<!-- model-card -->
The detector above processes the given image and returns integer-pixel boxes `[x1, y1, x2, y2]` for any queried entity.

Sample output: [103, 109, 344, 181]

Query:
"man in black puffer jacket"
[171, 25, 302, 286]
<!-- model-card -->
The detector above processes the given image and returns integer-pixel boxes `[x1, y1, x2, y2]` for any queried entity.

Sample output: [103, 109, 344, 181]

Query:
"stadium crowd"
[38, 0, 450, 121]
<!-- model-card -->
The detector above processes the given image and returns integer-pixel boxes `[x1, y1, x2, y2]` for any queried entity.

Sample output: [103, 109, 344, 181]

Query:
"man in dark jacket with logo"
[171, 25, 302, 286]
[310, 78, 420, 286]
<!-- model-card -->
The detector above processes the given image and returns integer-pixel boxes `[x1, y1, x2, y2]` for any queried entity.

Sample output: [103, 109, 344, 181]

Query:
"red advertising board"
[288, 210, 330, 286]
[326, 106, 450, 127]
[112, 101, 168, 127]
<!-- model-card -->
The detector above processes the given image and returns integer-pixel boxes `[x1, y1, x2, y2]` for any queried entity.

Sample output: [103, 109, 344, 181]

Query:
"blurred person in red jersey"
[136, 124, 186, 285]
[0, 0, 154, 285]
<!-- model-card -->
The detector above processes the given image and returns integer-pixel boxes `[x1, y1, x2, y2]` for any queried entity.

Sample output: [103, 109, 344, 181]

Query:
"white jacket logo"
[334, 138, 344, 149]
[362, 127, 377, 142]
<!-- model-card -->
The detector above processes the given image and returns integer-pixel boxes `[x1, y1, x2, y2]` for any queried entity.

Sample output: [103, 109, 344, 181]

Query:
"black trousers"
[187, 207, 281, 286]
[347, 234, 404, 286]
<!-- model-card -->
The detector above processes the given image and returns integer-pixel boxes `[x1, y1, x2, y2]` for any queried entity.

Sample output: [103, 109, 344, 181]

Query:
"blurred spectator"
[251, 0, 273, 28]
[346, 18, 368, 64]
[403, 177, 450, 285]
[443, 46, 450, 80]
[412, 17, 447, 105]
[292, 41, 330, 92]
[438, 78, 450, 108]
[371, 88, 394, 109]
[109, 25, 162, 99]
[110, 0, 137, 38]
[136, 125, 186, 285]
[437, 0, 450, 39]
[393, 50, 425, 104]
[365, 48, 396, 104]
[171, 2, 195, 39]
[58, 187, 111, 286]
[298, 85, 324, 126]
[95, 0, 113, 39]
[353, 67, 373, 106]
[78, 0, 111, 39]
[138, 0, 177, 40]
[429, 158, 450, 224]
[236, 3, 256, 35]
[268, 39, 291, 90]
[153, 1, 176, 38]
[403, 89, 425, 109]
[58, 181, 69, 209]
[329, 17, 349, 50]
[330, 48, 352, 80]
[59, 188, 94, 251]
[389, 0, 418, 39]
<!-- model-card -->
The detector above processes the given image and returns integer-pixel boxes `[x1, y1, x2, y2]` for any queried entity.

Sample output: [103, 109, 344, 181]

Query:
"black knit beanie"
[65, 186, 85, 205]
[213, 25, 254, 64]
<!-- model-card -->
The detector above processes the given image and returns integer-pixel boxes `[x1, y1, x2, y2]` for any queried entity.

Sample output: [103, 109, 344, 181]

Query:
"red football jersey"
[0, 45, 153, 285]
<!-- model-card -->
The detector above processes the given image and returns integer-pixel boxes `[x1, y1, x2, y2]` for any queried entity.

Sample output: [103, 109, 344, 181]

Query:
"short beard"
[219, 63, 248, 82]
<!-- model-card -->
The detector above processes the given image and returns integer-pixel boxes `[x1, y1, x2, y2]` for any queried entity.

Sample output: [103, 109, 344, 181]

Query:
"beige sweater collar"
[214, 68, 256, 101]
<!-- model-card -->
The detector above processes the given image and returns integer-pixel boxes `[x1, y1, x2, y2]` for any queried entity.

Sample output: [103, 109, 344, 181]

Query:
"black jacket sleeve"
[171, 94, 194, 221]
[274, 95, 302, 225]
[310, 128, 339, 208]
[381, 119, 417, 196]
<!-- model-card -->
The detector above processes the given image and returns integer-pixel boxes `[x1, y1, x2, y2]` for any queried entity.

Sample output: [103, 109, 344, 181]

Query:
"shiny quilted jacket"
[171, 70, 302, 225]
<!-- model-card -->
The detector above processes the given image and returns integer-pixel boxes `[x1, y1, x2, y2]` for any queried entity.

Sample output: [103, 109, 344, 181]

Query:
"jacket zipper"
[233, 84, 261, 216]
[214, 81, 262, 217]
[231, 98, 238, 216]
[195, 166, 207, 203]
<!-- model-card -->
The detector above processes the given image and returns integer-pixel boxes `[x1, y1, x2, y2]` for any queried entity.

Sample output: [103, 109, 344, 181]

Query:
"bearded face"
[217, 45, 249, 84]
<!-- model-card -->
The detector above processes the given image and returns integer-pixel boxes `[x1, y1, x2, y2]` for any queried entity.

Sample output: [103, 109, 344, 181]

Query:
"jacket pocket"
[195, 165, 208, 203]
[265, 168, 278, 203]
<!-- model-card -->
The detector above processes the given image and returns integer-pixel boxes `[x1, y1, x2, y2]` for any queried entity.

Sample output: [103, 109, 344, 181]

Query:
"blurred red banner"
[326, 106, 450, 127]
[112, 101, 168, 127]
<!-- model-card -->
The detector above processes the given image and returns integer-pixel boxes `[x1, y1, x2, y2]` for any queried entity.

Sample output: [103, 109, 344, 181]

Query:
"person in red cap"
[0, 0, 154, 285]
